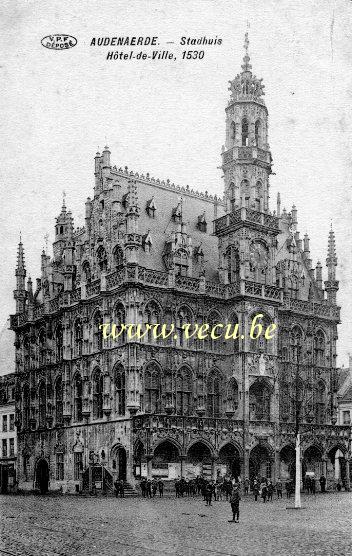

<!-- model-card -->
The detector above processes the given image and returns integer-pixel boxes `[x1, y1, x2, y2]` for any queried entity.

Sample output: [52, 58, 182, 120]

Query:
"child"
[229, 483, 241, 523]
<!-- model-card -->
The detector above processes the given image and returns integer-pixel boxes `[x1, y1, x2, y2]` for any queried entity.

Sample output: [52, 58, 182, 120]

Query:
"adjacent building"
[10, 34, 350, 493]
[0, 373, 17, 492]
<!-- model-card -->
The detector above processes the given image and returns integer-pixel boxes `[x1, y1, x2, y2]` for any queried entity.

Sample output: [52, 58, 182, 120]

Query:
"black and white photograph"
[0, 1, 351, 554]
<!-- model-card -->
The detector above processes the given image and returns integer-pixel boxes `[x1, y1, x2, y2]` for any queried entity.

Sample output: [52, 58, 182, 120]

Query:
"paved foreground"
[0, 492, 351, 556]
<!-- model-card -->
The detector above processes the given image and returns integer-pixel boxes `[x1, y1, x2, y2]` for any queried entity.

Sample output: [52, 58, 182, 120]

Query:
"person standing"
[229, 483, 241, 523]
[205, 481, 213, 506]
[140, 478, 146, 498]
[244, 477, 250, 495]
[146, 479, 152, 498]
[267, 480, 274, 502]
[261, 481, 268, 503]
[158, 479, 164, 497]
[253, 480, 259, 501]
[319, 475, 326, 493]
[152, 478, 158, 497]
[276, 478, 283, 499]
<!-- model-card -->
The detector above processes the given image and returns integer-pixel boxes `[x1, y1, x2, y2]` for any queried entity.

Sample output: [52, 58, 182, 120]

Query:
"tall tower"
[14, 237, 26, 313]
[222, 33, 272, 214]
[215, 34, 279, 287]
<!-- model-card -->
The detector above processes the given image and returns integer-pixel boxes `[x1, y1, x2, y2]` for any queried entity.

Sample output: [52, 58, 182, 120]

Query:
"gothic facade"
[10, 35, 350, 493]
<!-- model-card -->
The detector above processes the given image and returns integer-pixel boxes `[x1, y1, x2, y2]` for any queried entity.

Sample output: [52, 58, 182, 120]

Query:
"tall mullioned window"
[176, 367, 192, 415]
[92, 369, 103, 419]
[38, 382, 46, 428]
[74, 374, 83, 422]
[56, 453, 64, 480]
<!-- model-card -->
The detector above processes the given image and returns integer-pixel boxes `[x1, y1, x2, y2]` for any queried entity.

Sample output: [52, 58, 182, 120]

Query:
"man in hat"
[229, 483, 241, 523]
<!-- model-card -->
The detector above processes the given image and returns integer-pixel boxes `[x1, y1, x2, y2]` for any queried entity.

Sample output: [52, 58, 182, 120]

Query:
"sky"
[0, 0, 351, 369]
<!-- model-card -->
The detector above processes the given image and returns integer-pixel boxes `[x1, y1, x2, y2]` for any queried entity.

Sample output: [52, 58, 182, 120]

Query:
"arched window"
[144, 301, 161, 343]
[97, 246, 107, 273]
[207, 370, 222, 417]
[288, 276, 299, 299]
[226, 378, 239, 412]
[93, 311, 103, 352]
[255, 181, 263, 211]
[115, 365, 125, 416]
[281, 381, 290, 419]
[92, 369, 103, 419]
[176, 367, 192, 415]
[174, 249, 189, 277]
[38, 381, 46, 428]
[231, 121, 236, 145]
[227, 312, 240, 353]
[74, 319, 83, 357]
[23, 384, 30, 429]
[55, 324, 63, 362]
[207, 311, 222, 352]
[113, 245, 124, 267]
[315, 380, 326, 424]
[290, 326, 303, 362]
[229, 182, 236, 211]
[177, 306, 193, 348]
[314, 330, 325, 366]
[242, 118, 249, 146]
[144, 363, 160, 413]
[55, 377, 63, 425]
[114, 303, 126, 344]
[255, 120, 261, 147]
[38, 329, 46, 366]
[226, 246, 240, 284]
[249, 313, 272, 354]
[249, 380, 271, 420]
[82, 261, 91, 284]
[74, 374, 83, 422]
[240, 179, 250, 207]
[23, 336, 30, 371]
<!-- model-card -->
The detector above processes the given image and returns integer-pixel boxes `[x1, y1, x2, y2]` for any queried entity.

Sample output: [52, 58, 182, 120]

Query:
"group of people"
[132, 472, 335, 504]
[139, 477, 164, 497]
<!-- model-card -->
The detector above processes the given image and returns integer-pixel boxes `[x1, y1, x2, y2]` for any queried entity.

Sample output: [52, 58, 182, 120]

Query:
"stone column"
[345, 456, 350, 492]
[180, 455, 186, 479]
[274, 448, 280, 483]
[146, 455, 153, 480]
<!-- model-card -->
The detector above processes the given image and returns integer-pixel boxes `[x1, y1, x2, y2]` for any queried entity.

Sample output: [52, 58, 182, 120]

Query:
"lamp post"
[294, 344, 302, 509]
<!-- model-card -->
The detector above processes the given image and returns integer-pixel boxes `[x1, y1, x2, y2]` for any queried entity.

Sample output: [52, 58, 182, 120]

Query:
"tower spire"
[325, 225, 339, 304]
[241, 31, 252, 73]
[14, 235, 27, 313]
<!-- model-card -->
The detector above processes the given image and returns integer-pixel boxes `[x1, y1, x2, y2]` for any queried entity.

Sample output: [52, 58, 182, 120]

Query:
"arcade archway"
[111, 445, 127, 481]
[186, 441, 213, 480]
[303, 446, 323, 477]
[218, 443, 241, 480]
[249, 444, 273, 481]
[153, 440, 181, 480]
[35, 458, 49, 494]
[279, 445, 296, 481]
[328, 446, 347, 486]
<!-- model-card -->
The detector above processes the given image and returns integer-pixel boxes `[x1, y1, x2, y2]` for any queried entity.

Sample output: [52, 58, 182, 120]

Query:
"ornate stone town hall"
[11, 36, 350, 493]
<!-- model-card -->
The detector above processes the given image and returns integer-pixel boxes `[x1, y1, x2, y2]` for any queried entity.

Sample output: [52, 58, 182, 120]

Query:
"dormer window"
[194, 245, 204, 264]
[197, 212, 207, 233]
[172, 203, 182, 223]
[174, 249, 188, 276]
[146, 197, 156, 218]
[142, 232, 152, 253]
[122, 193, 129, 208]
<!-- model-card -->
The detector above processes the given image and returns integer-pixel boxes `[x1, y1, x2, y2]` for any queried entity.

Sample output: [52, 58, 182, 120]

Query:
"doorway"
[36, 458, 49, 494]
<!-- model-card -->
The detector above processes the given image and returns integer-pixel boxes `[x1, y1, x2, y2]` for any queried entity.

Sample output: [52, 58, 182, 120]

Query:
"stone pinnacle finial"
[242, 31, 252, 73]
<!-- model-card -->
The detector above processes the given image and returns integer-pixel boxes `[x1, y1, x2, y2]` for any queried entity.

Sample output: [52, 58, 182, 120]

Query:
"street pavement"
[0, 491, 351, 555]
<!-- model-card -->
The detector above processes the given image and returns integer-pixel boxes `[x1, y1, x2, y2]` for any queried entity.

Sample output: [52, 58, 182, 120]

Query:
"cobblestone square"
[1, 492, 351, 556]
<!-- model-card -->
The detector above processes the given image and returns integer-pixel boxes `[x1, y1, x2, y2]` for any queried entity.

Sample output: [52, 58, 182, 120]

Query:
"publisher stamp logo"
[41, 34, 77, 50]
